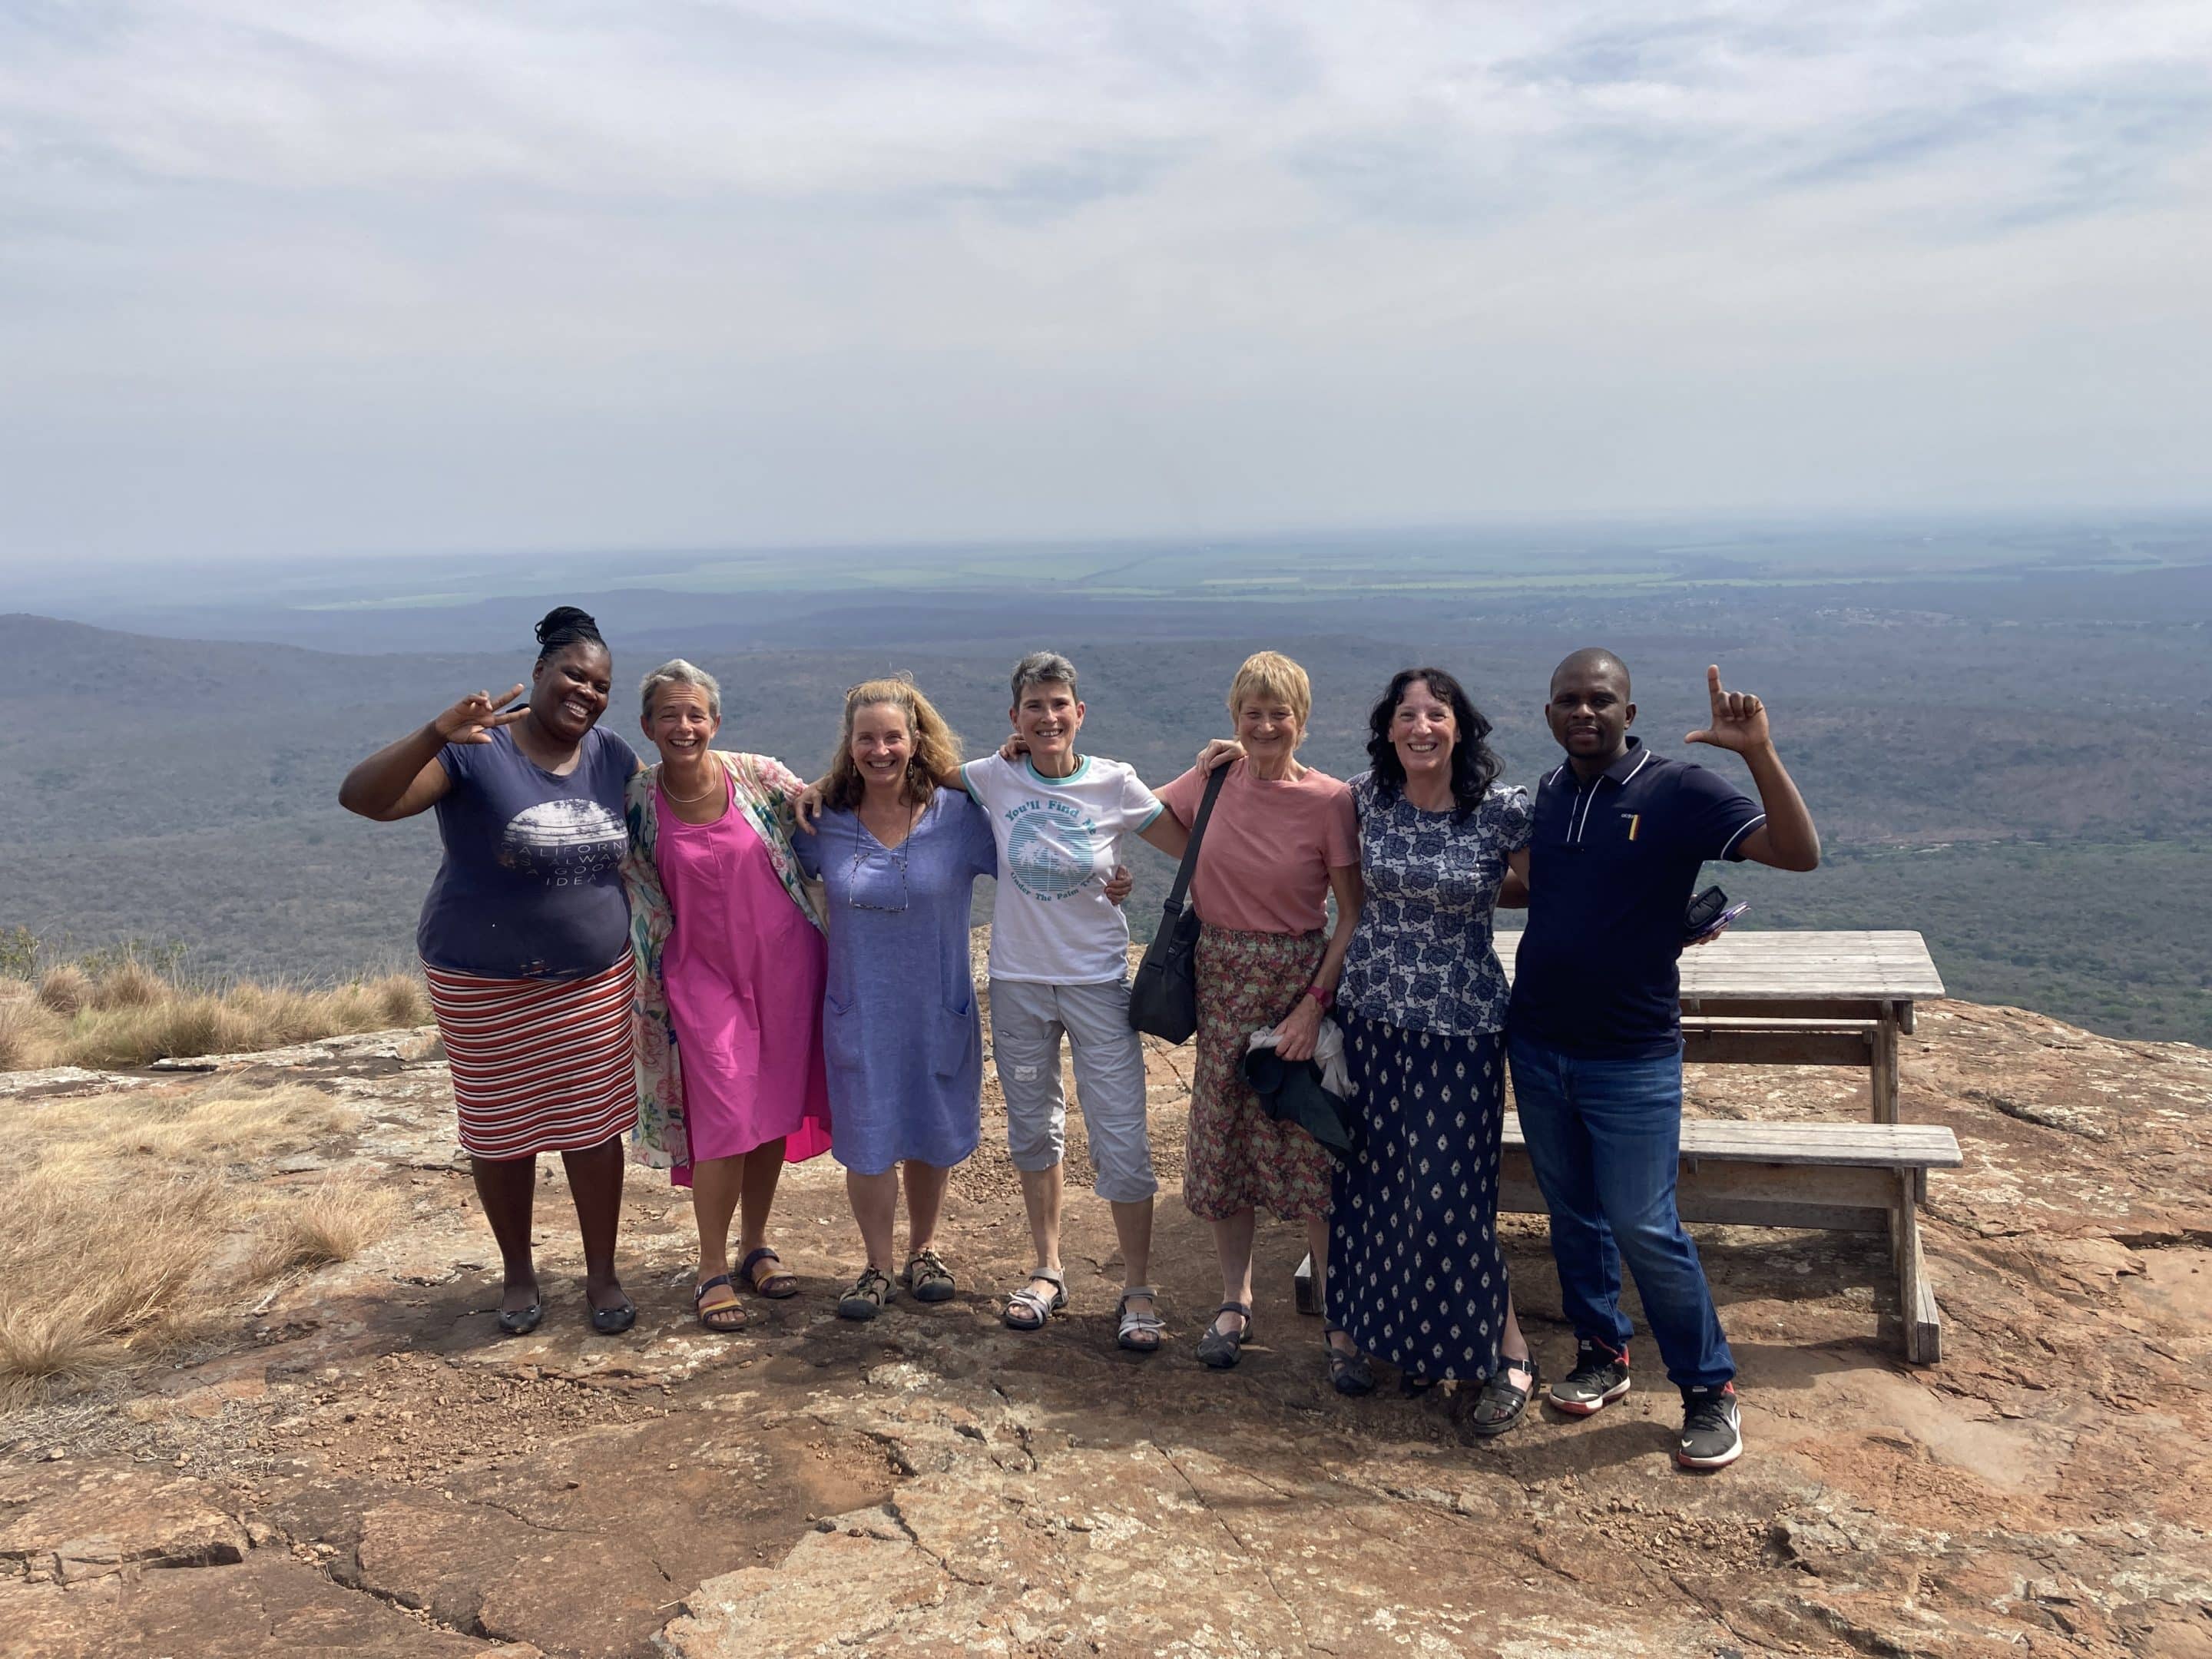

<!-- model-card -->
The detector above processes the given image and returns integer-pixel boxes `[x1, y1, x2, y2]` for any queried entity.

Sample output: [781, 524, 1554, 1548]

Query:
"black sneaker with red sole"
[1548, 1339, 1631, 1416]
[1677, 1381, 1743, 1469]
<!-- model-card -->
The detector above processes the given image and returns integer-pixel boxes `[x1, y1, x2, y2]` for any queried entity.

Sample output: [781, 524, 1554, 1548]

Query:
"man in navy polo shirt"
[1508, 648, 1820, 1471]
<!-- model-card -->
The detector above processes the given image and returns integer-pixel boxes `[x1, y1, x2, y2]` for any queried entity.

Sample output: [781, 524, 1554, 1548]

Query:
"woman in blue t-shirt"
[340, 605, 644, 1339]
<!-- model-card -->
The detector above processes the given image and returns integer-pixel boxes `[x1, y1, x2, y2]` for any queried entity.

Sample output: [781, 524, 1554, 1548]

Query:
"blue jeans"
[1507, 1031, 1734, 1390]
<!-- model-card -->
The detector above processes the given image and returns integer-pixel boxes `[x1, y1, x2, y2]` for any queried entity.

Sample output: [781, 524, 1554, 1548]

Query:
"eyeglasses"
[846, 843, 910, 913]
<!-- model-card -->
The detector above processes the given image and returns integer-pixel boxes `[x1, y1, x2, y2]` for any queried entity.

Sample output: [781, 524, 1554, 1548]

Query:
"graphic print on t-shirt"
[1002, 800, 1101, 901]
[498, 799, 628, 887]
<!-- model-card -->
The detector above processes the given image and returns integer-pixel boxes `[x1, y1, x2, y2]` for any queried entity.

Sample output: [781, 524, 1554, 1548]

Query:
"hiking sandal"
[1467, 1353, 1541, 1438]
[837, 1267, 896, 1321]
[694, 1273, 747, 1333]
[902, 1248, 956, 1303]
[740, 1247, 800, 1300]
[1323, 1323, 1373, 1396]
[1002, 1267, 1066, 1331]
[1197, 1302, 1253, 1369]
[1116, 1286, 1165, 1354]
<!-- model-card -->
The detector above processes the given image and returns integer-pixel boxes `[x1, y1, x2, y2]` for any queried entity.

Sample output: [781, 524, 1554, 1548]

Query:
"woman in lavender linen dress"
[794, 680, 997, 1320]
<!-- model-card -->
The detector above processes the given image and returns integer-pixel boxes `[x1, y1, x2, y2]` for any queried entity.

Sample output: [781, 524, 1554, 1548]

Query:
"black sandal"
[1197, 1302, 1252, 1369]
[1467, 1353, 1541, 1438]
[740, 1247, 800, 1299]
[1323, 1324, 1373, 1396]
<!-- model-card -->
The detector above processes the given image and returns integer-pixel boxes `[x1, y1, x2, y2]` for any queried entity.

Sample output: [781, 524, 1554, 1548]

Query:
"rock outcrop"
[2, 982, 2208, 1657]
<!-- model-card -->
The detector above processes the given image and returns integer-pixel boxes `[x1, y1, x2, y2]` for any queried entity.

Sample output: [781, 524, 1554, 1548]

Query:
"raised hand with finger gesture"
[435, 684, 531, 746]
[1684, 665, 1770, 757]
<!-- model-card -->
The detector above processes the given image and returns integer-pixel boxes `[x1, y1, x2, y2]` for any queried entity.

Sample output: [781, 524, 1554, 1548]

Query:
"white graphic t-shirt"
[960, 753, 1163, 984]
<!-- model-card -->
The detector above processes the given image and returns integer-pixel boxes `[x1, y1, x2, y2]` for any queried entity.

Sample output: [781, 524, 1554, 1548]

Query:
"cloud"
[0, 1, 2208, 562]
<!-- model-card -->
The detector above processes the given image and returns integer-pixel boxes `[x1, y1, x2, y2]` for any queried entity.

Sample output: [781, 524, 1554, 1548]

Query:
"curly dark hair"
[1364, 666, 1502, 822]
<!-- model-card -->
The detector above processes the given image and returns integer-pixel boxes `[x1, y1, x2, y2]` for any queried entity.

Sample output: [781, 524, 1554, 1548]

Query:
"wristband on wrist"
[1305, 984, 1333, 1011]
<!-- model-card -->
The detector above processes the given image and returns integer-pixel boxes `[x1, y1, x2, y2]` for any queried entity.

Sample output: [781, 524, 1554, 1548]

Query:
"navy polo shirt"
[1508, 738, 1766, 1060]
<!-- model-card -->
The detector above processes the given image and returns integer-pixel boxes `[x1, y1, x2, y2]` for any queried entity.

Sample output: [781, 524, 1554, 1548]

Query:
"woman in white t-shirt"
[959, 652, 1191, 1352]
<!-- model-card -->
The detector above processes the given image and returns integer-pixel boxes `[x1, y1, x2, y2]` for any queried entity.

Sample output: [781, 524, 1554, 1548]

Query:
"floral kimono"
[621, 750, 826, 1169]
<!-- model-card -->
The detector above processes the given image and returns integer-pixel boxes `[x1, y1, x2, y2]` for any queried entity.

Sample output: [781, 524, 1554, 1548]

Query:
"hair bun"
[535, 604, 599, 647]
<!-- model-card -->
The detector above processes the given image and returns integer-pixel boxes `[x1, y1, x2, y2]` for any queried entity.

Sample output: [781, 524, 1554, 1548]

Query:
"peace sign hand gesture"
[1685, 664, 1770, 755]
[434, 684, 529, 745]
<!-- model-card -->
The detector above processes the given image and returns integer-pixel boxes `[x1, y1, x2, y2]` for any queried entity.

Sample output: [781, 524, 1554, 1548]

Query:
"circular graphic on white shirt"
[1005, 814, 1099, 901]
[498, 799, 627, 886]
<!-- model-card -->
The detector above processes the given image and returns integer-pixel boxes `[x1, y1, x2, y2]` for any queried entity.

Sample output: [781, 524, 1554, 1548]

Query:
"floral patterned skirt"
[1328, 1012, 1510, 1382]
[1184, 924, 1333, 1223]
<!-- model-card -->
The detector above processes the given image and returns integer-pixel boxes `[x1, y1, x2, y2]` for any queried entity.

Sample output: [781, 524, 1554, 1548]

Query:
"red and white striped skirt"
[424, 957, 639, 1160]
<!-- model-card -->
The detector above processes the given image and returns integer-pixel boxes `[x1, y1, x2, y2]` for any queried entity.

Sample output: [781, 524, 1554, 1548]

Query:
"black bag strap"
[1159, 763, 1230, 919]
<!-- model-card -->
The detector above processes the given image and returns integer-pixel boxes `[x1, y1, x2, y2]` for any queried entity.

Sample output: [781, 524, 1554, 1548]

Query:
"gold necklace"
[661, 761, 721, 804]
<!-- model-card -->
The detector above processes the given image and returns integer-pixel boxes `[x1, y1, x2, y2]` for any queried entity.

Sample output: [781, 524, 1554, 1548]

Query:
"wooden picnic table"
[1295, 929, 1958, 1358]
[1492, 928, 1946, 1123]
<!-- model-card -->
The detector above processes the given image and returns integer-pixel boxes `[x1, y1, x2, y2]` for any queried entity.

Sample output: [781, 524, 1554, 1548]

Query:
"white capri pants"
[988, 976, 1157, 1204]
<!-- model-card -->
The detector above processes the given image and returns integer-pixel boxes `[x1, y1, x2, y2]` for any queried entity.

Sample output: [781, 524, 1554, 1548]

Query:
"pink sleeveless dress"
[654, 772, 832, 1179]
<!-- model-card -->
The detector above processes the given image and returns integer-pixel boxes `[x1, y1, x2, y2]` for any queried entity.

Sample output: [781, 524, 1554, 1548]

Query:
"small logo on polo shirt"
[1622, 812, 1641, 841]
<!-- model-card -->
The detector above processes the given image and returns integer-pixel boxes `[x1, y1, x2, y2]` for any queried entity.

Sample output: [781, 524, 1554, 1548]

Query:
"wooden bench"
[1295, 1114, 1962, 1363]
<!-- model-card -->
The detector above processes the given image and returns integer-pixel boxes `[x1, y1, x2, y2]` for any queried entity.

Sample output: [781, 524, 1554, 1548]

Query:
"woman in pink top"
[1153, 652, 1363, 1381]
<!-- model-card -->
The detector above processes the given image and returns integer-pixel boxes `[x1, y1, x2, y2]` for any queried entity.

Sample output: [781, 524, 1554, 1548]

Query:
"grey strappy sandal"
[1002, 1267, 1065, 1331]
[1116, 1286, 1165, 1353]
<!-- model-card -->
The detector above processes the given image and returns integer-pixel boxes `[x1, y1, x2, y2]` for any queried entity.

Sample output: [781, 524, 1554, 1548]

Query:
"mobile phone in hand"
[1687, 900, 1750, 944]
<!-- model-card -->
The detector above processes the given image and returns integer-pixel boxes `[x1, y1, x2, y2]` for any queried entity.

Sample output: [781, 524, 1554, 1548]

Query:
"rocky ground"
[2, 976, 2209, 1658]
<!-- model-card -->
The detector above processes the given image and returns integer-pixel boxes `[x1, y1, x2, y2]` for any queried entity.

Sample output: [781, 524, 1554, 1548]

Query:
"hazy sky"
[3, 1, 2209, 568]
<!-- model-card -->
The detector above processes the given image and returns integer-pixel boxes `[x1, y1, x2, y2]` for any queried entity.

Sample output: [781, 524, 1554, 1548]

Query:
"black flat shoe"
[589, 1299, 637, 1335]
[496, 1300, 543, 1337]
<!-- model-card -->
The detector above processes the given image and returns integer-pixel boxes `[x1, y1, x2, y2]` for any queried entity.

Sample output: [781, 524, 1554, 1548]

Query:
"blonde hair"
[1227, 651, 1311, 740]
[639, 658, 722, 721]
[822, 677, 964, 810]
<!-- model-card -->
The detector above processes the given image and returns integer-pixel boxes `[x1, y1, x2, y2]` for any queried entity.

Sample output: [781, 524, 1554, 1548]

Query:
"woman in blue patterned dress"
[1327, 667, 1539, 1432]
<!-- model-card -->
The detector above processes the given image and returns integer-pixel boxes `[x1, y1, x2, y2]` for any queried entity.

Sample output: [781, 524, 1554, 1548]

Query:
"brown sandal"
[694, 1273, 747, 1333]
[740, 1247, 799, 1299]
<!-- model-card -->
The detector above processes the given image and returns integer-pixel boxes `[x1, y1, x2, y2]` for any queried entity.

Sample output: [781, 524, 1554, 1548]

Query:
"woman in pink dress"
[621, 660, 832, 1333]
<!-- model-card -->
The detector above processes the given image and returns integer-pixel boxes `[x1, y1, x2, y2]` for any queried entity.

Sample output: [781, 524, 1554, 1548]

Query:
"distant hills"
[3, 539, 2209, 1044]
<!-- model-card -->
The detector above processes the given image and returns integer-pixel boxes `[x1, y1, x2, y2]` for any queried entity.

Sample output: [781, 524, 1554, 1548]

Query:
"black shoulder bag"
[1125, 764, 1230, 1045]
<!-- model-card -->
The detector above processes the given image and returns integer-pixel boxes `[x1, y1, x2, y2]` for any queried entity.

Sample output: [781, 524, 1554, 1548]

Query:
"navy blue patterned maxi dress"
[1329, 773, 1535, 1381]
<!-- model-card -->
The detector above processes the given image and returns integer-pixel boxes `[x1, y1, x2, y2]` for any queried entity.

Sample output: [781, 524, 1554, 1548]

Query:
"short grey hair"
[639, 659, 723, 721]
[1010, 650, 1078, 704]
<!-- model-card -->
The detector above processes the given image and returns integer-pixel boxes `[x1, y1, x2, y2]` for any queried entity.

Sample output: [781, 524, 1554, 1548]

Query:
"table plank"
[1491, 929, 1945, 1002]
[1500, 1114, 1962, 1169]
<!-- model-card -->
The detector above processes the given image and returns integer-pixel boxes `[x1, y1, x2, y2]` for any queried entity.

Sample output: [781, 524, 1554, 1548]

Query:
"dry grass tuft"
[0, 998, 65, 1072]
[35, 964, 90, 1017]
[371, 973, 432, 1028]
[0, 1167, 227, 1410]
[0, 959, 433, 1074]
[91, 956, 164, 1011]
[248, 1181, 402, 1281]
[0, 1081, 372, 1410]
[94, 1082, 357, 1167]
